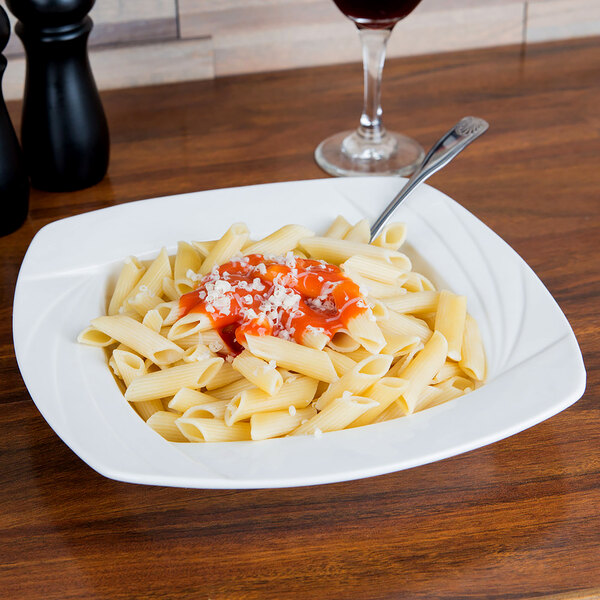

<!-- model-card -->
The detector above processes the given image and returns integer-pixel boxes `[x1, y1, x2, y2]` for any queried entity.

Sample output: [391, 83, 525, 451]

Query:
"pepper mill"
[0, 6, 29, 236]
[6, 0, 109, 192]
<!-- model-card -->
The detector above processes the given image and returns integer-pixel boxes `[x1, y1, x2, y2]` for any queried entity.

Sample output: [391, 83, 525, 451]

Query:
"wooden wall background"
[1, 0, 598, 100]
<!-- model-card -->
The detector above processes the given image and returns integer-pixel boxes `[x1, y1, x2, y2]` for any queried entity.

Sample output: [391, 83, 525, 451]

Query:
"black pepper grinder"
[0, 5, 29, 236]
[6, 0, 109, 191]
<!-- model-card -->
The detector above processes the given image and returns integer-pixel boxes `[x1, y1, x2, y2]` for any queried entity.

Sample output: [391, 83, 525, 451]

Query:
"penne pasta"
[108, 256, 145, 315]
[343, 219, 370, 244]
[245, 334, 338, 383]
[232, 349, 283, 395]
[243, 224, 314, 256]
[174, 241, 203, 295]
[225, 376, 318, 425]
[314, 354, 393, 410]
[147, 411, 188, 442]
[397, 331, 448, 413]
[199, 223, 249, 275]
[434, 290, 467, 361]
[346, 310, 386, 354]
[291, 395, 378, 436]
[125, 358, 223, 402]
[176, 418, 251, 442]
[81, 216, 485, 443]
[324, 215, 352, 239]
[251, 407, 317, 441]
[372, 222, 407, 250]
[299, 236, 411, 266]
[90, 315, 184, 365]
[459, 313, 486, 381]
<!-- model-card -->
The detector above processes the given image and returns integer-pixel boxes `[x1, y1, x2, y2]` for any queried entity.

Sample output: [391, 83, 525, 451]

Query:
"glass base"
[315, 129, 424, 177]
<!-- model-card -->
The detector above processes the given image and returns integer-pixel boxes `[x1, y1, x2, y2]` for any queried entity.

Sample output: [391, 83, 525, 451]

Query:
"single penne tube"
[403, 271, 436, 292]
[314, 354, 393, 410]
[121, 247, 171, 311]
[291, 395, 378, 436]
[387, 345, 422, 377]
[327, 330, 361, 353]
[146, 411, 188, 442]
[251, 407, 317, 441]
[245, 334, 338, 383]
[343, 219, 370, 243]
[243, 224, 314, 256]
[208, 378, 257, 401]
[367, 296, 390, 321]
[371, 401, 406, 424]
[112, 348, 146, 386]
[232, 349, 283, 395]
[379, 310, 432, 343]
[155, 300, 180, 325]
[168, 388, 222, 413]
[385, 291, 440, 314]
[387, 253, 412, 271]
[179, 400, 230, 420]
[324, 215, 352, 239]
[181, 343, 212, 362]
[174, 241, 203, 295]
[142, 308, 163, 332]
[459, 313, 486, 381]
[77, 327, 115, 347]
[342, 270, 407, 299]
[191, 239, 217, 258]
[349, 377, 409, 427]
[108, 256, 145, 315]
[344, 347, 373, 363]
[199, 223, 249, 275]
[323, 348, 357, 376]
[171, 331, 202, 350]
[299, 236, 410, 266]
[127, 290, 162, 317]
[199, 330, 230, 353]
[161, 277, 179, 301]
[134, 399, 164, 421]
[371, 222, 407, 250]
[341, 255, 407, 284]
[167, 311, 214, 340]
[176, 418, 251, 442]
[91, 315, 184, 365]
[434, 289, 467, 361]
[414, 384, 465, 412]
[397, 330, 448, 413]
[346, 310, 386, 354]
[225, 376, 319, 425]
[382, 333, 422, 356]
[431, 360, 464, 384]
[437, 375, 474, 392]
[301, 327, 329, 351]
[124, 358, 223, 402]
[205, 361, 244, 390]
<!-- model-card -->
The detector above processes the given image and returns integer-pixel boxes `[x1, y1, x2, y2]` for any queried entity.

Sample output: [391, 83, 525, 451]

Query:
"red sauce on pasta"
[179, 253, 369, 352]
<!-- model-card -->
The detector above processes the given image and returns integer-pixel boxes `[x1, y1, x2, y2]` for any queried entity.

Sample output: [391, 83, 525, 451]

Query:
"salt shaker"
[6, 0, 109, 191]
[0, 5, 29, 236]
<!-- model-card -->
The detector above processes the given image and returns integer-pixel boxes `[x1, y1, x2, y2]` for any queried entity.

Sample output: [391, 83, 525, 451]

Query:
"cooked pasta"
[79, 217, 486, 442]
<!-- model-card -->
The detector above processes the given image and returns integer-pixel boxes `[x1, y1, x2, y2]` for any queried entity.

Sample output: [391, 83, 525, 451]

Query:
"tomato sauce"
[178, 253, 368, 353]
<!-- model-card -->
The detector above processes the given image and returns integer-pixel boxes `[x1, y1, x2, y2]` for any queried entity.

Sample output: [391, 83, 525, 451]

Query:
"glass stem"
[358, 26, 391, 143]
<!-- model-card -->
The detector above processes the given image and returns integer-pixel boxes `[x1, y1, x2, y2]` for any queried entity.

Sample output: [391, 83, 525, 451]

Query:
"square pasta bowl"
[13, 177, 586, 488]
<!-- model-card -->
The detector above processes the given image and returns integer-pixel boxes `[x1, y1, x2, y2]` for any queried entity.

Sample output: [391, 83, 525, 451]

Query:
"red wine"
[333, 0, 422, 29]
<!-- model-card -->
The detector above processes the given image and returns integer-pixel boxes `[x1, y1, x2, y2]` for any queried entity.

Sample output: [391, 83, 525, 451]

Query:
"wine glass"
[315, 0, 425, 177]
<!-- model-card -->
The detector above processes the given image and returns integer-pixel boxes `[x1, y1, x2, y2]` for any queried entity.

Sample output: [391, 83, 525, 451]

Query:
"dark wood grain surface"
[1, 37, 599, 600]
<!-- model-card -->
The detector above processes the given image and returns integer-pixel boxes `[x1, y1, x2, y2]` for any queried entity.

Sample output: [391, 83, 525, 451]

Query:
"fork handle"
[369, 116, 489, 241]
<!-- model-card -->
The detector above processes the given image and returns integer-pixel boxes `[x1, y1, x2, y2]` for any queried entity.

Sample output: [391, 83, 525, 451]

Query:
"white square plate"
[13, 178, 586, 488]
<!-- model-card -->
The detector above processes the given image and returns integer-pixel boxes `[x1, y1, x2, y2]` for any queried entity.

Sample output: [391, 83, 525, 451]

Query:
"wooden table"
[1, 37, 599, 600]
